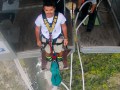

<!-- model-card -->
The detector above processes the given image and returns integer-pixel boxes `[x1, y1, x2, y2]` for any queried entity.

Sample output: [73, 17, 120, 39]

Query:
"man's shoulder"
[35, 14, 43, 24]
[58, 12, 64, 15]
[58, 12, 65, 18]
[38, 14, 42, 17]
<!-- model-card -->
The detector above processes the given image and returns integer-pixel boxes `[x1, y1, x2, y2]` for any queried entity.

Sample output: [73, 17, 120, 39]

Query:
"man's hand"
[88, 4, 96, 14]
[88, 9, 92, 15]
[64, 39, 68, 46]
[37, 40, 42, 47]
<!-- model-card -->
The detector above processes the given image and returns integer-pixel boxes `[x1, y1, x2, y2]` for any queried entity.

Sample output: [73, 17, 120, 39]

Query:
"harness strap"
[41, 34, 63, 44]
[41, 34, 63, 50]
[42, 12, 58, 33]
[41, 39, 63, 49]
[42, 12, 58, 53]
[42, 42, 63, 45]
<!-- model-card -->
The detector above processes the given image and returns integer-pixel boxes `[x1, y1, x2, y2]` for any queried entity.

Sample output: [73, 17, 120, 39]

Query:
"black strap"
[41, 34, 63, 45]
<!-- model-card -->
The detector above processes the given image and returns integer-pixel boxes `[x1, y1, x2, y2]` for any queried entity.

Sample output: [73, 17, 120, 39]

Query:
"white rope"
[74, 1, 103, 90]
[61, 82, 70, 90]
[76, 14, 89, 34]
[77, 43, 85, 90]
[61, 53, 73, 90]
[70, 53, 73, 90]
[74, 1, 92, 25]
[57, 0, 61, 3]
[97, 0, 103, 9]
[75, 0, 103, 27]
[74, 3, 91, 90]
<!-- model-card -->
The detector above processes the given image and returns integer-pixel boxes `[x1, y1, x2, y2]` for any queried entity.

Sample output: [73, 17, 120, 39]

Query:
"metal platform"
[77, 0, 120, 53]
[0, 0, 120, 61]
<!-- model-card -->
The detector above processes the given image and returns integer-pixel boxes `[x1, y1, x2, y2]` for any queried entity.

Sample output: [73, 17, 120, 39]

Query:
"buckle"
[57, 57, 63, 62]
[46, 57, 52, 62]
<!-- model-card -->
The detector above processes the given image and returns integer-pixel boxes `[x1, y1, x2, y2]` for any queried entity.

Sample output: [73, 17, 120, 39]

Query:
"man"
[35, 0, 68, 66]
[76, 0, 97, 32]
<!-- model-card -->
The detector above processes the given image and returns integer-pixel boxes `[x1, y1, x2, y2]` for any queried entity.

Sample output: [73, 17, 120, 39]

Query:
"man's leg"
[44, 45, 52, 70]
[57, 51, 63, 61]
[87, 10, 97, 32]
[45, 51, 52, 61]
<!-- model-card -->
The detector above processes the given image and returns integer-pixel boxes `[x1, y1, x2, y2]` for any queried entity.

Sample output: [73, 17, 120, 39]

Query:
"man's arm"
[61, 23, 68, 46]
[90, 4, 97, 13]
[35, 26, 42, 47]
[77, 0, 82, 9]
[77, 0, 97, 13]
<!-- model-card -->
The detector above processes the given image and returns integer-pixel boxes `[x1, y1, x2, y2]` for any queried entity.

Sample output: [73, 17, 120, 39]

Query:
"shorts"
[41, 36, 64, 54]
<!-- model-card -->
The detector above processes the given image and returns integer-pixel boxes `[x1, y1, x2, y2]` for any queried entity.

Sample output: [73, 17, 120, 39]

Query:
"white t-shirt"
[35, 13, 66, 39]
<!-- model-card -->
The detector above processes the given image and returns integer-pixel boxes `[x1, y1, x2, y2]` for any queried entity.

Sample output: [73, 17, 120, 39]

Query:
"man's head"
[43, 0, 56, 18]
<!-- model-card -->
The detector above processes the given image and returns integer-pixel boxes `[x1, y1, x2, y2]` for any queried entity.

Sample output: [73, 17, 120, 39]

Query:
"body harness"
[42, 12, 63, 54]
[42, 12, 62, 86]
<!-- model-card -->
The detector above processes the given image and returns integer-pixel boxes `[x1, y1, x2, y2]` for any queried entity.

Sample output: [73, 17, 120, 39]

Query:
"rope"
[75, 1, 92, 25]
[74, 1, 103, 90]
[97, 0, 103, 9]
[77, 43, 85, 90]
[61, 82, 69, 90]
[70, 53, 73, 90]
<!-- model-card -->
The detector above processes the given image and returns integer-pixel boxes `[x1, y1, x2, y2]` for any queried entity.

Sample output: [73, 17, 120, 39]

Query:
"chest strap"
[42, 12, 58, 33]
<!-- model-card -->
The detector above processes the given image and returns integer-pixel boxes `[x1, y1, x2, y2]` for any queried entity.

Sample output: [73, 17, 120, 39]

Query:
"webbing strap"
[49, 33, 53, 53]
[42, 12, 58, 33]
[41, 34, 63, 50]
[42, 12, 58, 53]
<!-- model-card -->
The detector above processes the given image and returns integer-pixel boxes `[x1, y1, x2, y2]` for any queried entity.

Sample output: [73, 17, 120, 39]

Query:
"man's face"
[43, 6, 55, 18]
